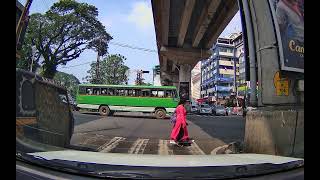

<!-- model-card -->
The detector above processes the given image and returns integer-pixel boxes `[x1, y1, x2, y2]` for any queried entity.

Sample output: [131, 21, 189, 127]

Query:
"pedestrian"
[170, 99, 193, 145]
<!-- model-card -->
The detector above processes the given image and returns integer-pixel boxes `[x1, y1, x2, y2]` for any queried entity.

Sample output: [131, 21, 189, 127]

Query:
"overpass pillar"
[178, 64, 192, 104]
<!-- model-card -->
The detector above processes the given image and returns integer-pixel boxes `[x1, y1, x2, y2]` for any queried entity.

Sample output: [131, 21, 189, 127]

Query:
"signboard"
[179, 82, 190, 100]
[274, 71, 289, 96]
[269, 0, 304, 73]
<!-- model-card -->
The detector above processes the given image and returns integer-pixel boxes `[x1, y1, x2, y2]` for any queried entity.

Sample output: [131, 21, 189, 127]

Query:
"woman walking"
[170, 99, 193, 145]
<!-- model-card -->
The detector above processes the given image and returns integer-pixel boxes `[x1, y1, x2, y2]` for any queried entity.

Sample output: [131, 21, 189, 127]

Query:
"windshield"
[16, 0, 304, 178]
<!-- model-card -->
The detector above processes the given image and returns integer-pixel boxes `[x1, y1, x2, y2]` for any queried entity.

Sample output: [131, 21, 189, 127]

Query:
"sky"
[21, 0, 241, 84]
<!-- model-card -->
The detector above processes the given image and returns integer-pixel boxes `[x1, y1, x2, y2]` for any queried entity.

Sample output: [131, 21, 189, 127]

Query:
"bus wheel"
[155, 109, 166, 119]
[99, 106, 110, 116]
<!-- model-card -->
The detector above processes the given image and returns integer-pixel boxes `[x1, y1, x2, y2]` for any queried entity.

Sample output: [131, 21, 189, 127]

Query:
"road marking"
[97, 137, 126, 153]
[211, 145, 229, 155]
[80, 134, 104, 145]
[186, 142, 205, 155]
[158, 140, 173, 155]
[128, 138, 149, 154]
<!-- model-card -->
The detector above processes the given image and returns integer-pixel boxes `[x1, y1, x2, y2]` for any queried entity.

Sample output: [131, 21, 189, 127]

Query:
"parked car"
[199, 104, 212, 115]
[191, 104, 199, 114]
[210, 104, 216, 115]
[215, 105, 227, 116]
[226, 107, 232, 116]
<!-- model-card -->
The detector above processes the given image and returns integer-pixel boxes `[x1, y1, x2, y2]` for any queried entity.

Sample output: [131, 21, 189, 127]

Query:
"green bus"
[76, 84, 179, 119]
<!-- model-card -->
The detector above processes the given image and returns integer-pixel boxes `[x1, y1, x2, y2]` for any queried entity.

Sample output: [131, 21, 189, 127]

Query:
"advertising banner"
[269, 0, 304, 73]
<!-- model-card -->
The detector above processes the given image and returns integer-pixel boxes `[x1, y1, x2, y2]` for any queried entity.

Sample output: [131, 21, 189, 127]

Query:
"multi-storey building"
[231, 32, 250, 98]
[191, 62, 201, 101]
[200, 37, 240, 104]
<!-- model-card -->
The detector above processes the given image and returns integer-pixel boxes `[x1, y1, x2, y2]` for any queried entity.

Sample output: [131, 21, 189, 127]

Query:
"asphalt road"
[70, 111, 245, 155]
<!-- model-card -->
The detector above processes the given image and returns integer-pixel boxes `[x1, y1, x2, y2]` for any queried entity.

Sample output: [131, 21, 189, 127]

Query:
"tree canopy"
[54, 71, 80, 98]
[21, 0, 112, 78]
[85, 54, 129, 85]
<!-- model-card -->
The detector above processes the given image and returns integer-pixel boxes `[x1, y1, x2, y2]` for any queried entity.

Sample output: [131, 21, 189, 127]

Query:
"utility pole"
[16, 0, 33, 50]
[135, 70, 149, 85]
[96, 38, 102, 83]
[234, 57, 239, 106]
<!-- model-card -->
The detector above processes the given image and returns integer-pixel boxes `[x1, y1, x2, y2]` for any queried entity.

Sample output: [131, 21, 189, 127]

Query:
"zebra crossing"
[71, 133, 223, 155]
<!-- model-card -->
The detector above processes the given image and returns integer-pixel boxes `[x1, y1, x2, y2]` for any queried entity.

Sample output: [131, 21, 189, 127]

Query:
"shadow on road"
[188, 115, 246, 144]
[74, 126, 123, 134]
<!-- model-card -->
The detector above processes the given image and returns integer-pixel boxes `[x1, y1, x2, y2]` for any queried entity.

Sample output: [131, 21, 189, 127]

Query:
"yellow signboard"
[274, 71, 289, 96]
[276, 80, 289, 96]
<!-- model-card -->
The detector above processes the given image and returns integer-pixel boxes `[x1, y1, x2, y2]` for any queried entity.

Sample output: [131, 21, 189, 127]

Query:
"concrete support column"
[179, 64, 191, 82]
[178, 64, 192, 110]
[244, 108, 304, 158]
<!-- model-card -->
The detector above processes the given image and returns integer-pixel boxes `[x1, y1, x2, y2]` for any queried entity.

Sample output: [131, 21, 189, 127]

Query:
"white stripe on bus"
[77, 104, 175, 113]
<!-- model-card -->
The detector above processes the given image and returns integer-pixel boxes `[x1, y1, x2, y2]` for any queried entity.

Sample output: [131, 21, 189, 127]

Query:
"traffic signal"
[155, 65, 160, 75]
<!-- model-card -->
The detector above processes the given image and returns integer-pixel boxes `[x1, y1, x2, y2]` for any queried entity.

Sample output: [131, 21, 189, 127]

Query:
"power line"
[60, 61, 92, 69]
[60, 41, 158, 69]
[109, 41, 157, 53]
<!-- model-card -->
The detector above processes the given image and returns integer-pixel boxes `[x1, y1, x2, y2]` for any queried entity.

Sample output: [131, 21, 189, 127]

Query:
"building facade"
[191, 62, 201, 101]
[200, 37, 240, 104]
[231, 32, 250, 98]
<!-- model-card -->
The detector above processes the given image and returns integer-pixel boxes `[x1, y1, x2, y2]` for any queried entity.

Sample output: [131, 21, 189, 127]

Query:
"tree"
[16, 36, 41, 72]
[21, 0, 112, 78]
[54, 71, 80, 98]
[85, 54, 129, 85]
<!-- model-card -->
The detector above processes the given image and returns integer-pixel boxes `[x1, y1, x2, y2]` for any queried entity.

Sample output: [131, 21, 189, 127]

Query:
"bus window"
[151, 90, 157, 97]
[79, 86, 86, 95]
[101, 88, 108, 95]
[173, 90, 178, 98]
[86, 88, 92, 95]
[114, 89, 120, 96]
[127, 89, 133, 96]
[142, 89, 150, 97]
[158, 90, 164, 98]
[108, 88, 114, 96]
[93, 88, 100, 95]
[133, 89, 141, 96]
[165, 90, 173, 98]
[119, 89, 125, 96]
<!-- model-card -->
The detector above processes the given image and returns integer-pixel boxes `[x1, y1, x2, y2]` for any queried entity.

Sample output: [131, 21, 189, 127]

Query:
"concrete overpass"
[151, 0, 238, 95]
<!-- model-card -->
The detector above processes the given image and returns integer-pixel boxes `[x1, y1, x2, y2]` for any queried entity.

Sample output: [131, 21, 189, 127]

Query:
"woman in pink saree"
[170, 99, 192, 145]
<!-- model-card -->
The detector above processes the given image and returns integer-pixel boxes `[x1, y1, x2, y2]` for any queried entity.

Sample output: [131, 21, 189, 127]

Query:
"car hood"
[28, 150, 303, 167]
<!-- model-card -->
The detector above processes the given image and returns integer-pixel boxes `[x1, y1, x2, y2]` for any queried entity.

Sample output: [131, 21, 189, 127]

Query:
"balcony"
[216, 77, 234, 83]
[216, 86, 233, 92]
[219, 51, 234, 57]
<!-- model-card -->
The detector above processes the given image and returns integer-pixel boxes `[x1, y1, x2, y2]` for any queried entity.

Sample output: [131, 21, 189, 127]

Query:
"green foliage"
[85, 54, 129, 85]
[21, 0, 112, 78]
[54, 71, 80, 98]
